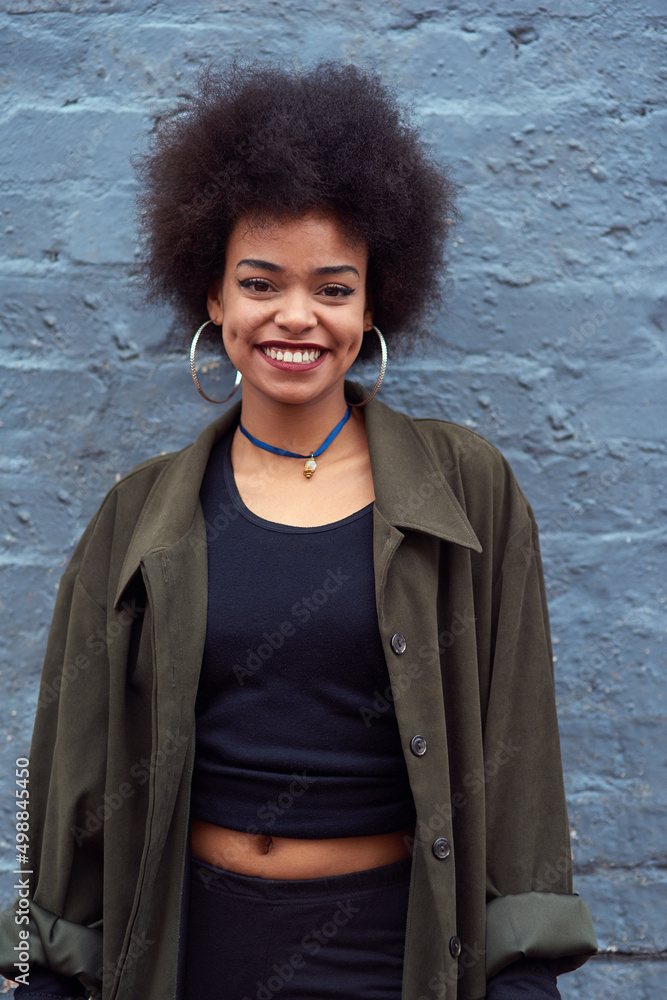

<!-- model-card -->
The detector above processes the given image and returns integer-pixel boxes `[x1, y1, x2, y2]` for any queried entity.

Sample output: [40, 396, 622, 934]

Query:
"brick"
[65, 188, 136, 264]
[574, 869, 667, 953]
[0, 109, 143, 184]
[559, 958, 667, 1000]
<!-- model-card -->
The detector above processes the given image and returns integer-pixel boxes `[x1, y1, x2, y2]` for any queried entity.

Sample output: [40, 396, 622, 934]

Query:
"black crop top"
[190, 424, 417, 838]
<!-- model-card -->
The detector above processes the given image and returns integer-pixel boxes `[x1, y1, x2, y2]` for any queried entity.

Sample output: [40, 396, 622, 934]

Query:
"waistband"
[190, 851, 413, 902]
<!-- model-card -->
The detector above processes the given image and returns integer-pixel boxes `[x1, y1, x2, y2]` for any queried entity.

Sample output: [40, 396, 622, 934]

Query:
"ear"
[363, 290, 374, 332]
[206, 276, 224, 326]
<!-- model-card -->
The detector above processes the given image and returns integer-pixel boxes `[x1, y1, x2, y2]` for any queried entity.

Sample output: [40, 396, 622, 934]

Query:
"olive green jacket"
[0, 380, 597, 1000]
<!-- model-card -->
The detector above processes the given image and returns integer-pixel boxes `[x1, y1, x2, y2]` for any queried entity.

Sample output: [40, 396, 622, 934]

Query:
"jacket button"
[391, 633, 407, 654]
[410, 735, 427, 756]
[449, 936, 462, 958]
[432, 837, 451, 859]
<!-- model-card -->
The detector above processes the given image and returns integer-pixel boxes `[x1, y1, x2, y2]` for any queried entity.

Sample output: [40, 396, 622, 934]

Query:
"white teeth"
[262, 347, 322, 364]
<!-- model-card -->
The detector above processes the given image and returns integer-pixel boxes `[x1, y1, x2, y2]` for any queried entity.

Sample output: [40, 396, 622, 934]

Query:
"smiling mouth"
[261, 346, 323, 364]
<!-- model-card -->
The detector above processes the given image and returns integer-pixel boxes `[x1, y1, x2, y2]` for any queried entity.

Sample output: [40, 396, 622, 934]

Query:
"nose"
[274, 290, 317, 334]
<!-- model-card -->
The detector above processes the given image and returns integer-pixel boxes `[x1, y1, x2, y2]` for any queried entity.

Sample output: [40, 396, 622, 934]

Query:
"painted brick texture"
[1, 3, 665, 998]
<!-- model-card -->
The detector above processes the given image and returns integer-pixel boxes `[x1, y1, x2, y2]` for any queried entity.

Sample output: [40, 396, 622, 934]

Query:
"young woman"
[0, 62, 597, 1000]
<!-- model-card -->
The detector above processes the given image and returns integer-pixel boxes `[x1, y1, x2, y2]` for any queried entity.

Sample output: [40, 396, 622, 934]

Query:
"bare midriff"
[190, 818, 416, 880]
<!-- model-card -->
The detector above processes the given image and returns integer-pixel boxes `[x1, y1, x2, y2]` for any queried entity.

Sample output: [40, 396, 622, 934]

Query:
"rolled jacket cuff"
[486, 891, 598, 979]
[0, 899, 103, 997]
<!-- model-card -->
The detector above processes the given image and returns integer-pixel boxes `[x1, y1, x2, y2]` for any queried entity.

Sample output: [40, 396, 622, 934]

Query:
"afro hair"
[133, 60, 461, 360]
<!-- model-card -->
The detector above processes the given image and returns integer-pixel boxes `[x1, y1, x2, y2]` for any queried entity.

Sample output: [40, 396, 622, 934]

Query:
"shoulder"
[57, 410, 237, 605]
[368, 391, 515, 484]
[408, 414, 537, 543]
[367, 392, 537, 544]
[91, 448, 180, 522]
[405, 412, 525, 498]
[63, 442, 196, 602]
[412, 416, 512, 477]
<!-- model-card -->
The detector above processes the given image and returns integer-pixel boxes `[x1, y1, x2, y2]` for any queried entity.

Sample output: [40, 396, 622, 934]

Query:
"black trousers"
[183, 852, 413, 1000]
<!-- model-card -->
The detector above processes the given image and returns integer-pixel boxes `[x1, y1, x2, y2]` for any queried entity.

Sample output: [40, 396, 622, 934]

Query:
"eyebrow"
[235, 258, 360, 278]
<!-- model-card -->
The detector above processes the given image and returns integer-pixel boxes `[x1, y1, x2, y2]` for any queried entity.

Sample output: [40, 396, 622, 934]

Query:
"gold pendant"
[303, 456, 317, 479]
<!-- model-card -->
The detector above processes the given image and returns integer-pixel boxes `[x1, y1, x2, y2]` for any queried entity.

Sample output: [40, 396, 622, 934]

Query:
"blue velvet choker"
[238, 406, 352, 479]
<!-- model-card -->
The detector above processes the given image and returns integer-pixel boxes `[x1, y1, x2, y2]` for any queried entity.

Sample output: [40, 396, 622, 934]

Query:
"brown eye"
[239, 278, 273, 293]
[321, 284, 354, 298]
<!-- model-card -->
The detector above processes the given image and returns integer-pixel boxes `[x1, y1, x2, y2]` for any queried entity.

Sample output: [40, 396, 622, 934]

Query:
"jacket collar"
[113, 380, 480, 609]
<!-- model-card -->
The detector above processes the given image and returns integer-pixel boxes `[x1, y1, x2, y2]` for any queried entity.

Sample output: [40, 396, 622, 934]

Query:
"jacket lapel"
[113, 400, 242, 611]
[359, 381, 481, 552]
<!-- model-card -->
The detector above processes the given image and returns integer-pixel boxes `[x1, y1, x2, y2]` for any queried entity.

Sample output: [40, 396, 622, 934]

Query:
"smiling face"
[207, 210, 373, 409]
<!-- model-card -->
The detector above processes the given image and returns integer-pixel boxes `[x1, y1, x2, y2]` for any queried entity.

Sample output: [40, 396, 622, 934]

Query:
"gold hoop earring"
[190, 320, 242, 404]
[347, 326, 387, 407]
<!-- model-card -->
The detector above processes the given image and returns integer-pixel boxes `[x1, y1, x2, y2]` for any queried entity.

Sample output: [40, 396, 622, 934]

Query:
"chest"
[232, 452, 375, 527]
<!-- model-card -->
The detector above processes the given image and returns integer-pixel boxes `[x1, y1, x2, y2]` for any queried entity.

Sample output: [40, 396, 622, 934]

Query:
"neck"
[237, 381, 356, 455]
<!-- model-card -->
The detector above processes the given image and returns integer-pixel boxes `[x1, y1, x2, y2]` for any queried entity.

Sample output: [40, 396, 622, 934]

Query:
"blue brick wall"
[1, 3, 665, 997]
